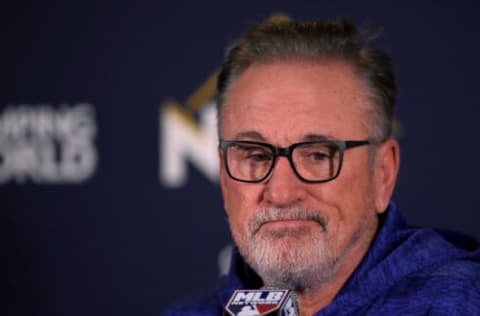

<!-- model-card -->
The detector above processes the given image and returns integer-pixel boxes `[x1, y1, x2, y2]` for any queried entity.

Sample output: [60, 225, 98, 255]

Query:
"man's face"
[219, 60, 390, 290]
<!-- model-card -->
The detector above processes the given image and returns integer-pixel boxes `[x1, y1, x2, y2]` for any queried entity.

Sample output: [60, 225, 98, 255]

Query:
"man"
[164, 16, 480, 315]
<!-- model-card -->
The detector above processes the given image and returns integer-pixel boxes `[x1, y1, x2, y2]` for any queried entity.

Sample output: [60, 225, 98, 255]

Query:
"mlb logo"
[224, 290, 289, 316]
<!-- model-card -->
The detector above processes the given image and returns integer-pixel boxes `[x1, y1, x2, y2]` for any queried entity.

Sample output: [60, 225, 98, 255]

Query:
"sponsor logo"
[159, 73, 218, 188]
[0, 103, 97, 184]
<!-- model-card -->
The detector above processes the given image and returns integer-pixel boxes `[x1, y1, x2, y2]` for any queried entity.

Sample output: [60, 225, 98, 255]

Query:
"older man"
[164, 16, 480, 315]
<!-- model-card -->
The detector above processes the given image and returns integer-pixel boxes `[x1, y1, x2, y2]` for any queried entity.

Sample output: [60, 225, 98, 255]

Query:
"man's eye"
[309, 152, 330, 161]
[232, 145, 272, 162]
[247, 152, 271, 162]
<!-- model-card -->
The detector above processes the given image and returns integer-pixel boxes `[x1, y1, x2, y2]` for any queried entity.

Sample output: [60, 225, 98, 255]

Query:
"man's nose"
[262, 157, 307, 206]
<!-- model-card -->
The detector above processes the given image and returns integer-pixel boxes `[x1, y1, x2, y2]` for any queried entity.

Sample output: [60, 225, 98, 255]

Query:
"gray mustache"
[249, 206, 328, 234]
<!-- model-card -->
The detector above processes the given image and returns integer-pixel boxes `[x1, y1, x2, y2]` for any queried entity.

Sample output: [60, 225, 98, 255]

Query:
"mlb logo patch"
[225, 290, 289, 316]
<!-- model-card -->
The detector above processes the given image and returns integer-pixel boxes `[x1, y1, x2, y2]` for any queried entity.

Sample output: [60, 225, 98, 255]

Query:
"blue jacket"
[163, 203, 480, 315]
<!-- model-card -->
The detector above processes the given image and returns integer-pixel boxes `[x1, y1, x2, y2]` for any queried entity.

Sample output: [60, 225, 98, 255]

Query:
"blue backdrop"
[3, 2, 480, 316]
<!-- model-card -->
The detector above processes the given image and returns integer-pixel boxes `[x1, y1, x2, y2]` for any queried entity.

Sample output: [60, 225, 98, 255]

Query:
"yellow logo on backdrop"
[160, 73, 219, 188]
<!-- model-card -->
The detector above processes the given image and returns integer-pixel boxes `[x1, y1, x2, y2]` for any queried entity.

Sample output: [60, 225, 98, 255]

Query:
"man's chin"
[245, 237, 335, 291]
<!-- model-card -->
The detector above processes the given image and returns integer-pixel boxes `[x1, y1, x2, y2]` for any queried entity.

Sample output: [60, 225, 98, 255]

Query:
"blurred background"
[2, 1, 479, 315]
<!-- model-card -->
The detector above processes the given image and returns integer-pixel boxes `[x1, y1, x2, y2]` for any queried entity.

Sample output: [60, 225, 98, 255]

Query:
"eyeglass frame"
[219, 139, 377, 184]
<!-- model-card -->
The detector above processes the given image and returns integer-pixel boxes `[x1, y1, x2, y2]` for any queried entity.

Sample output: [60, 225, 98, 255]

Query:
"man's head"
[216, 16, 400, 292]
[217, 15, 396, 141]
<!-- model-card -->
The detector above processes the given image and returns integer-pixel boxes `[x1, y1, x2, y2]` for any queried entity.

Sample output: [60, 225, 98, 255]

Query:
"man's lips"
[249, 207, 328, 235]
[259, 218, 320, 229]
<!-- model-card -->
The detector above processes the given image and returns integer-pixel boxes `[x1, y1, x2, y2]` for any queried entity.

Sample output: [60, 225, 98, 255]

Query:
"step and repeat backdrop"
[3, 2, 480, 316]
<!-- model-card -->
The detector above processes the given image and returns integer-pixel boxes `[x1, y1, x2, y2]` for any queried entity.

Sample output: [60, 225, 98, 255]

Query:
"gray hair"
[216, 15, 396, 141]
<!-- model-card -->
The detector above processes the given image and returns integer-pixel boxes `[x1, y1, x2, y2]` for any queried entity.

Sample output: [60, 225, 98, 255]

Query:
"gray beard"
[231, 206, 340, 291]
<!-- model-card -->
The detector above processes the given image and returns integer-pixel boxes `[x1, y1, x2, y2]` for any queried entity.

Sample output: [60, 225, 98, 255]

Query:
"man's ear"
[218, 146, 226, 185]
[218, 146, 229, 207]
[374, 138, 400, 214]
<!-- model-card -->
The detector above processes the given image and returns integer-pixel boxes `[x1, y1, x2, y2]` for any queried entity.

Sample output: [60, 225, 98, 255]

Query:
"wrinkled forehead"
[219, 60, 374, 142]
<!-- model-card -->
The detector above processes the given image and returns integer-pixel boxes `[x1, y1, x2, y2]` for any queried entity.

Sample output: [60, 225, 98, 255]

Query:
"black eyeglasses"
[220, 139, 375, 183]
